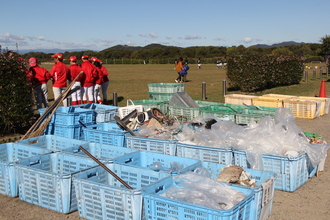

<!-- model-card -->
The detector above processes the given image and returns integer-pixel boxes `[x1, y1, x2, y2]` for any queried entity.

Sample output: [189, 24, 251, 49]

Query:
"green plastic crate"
[148, 83, 185, 93]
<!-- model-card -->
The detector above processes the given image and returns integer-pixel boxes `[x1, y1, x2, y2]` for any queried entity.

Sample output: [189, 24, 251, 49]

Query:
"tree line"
[15, 35, 330, 65]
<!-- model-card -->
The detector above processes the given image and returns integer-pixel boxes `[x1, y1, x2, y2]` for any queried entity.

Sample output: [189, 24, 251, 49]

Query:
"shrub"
[0, 52, 34, 135]
[227, 55, 305, 92]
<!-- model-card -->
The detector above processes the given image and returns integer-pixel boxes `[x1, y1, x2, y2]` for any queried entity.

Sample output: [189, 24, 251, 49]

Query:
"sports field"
[41, 63, 328, 107]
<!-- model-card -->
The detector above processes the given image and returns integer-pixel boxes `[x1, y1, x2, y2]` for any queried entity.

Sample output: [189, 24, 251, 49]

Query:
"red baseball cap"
[28, 57, 38, 67]
[97, 59, 102, 63]
[90, 57, 97, 62]
[82, 55, 89, 59]
[69, 56, 77, 62]
[51, 53, 63, 59]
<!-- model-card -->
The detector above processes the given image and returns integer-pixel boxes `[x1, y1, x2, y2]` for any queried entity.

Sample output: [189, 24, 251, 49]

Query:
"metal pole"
[202, 82, 206, 100]
[79, 146, 133, 189]
[304, 70, 308, 82]
[222, 80, 227, 96]
[313, 69, 316, 80]
[113, 92, 118, 106]
[320, 68, 323, 79]
[327, 67, 329, 78]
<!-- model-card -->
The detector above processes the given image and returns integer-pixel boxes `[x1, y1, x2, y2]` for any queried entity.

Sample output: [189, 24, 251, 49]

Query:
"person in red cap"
[28, 57, 51, 109]
[92, 60, 104, 104]
[49, 53, 70, 106]
[68, 56, 84, 105]
[80, 55, 97, 103]
[99, 59, 109, 104]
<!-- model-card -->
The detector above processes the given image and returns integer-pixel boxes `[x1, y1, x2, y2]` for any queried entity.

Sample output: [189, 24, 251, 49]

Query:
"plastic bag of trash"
[161, 172, 246, 210]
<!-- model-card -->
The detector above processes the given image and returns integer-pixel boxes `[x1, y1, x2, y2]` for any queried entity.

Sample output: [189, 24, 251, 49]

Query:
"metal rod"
[304, 70, 308, 82]
[79, 146, 133, 190]
[313, 69, 316, 80]
[222, 80, 227, 96]
[113, 92, 118, 106]
[202, 82, 206, 100]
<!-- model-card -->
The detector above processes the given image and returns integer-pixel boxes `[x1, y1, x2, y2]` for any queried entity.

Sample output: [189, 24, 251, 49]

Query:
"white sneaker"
[175, 79, 178, 83]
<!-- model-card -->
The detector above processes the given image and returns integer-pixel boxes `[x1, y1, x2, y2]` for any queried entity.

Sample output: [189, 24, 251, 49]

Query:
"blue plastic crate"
[39, 106, 96, 125]
[0, 143, 52, 197]
[16, 135, 89, 152]
[72, 163, 169, 220]
[125, 134, 177, 155]
[233, 150, 308, 192]
[195, 162, 276, 220]
[75, 103, 119, 123]
[82, 122, 129, 147]
[113, 151, 201, 175]
[14, 152, 98, 213]
[176, 142, 233, 164]
[63, 142, 138, 161]
[45, 122, 92, 140]
[142, 176, 255, 220]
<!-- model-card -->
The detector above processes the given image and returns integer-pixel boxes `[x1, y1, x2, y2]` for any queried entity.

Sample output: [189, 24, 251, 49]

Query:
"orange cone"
[319, 79, 327, 97]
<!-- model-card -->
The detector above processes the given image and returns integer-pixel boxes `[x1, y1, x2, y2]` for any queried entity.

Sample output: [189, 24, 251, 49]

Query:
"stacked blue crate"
[39, 106, 96, 139]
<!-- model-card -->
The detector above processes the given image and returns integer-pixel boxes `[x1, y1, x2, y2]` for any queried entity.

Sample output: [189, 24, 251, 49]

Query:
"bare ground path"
[0, 115, 329, 220]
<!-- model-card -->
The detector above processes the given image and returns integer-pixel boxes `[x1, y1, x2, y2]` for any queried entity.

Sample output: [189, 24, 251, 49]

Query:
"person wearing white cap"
[28, 57, 51, 109]
[49, 53, 70, 106]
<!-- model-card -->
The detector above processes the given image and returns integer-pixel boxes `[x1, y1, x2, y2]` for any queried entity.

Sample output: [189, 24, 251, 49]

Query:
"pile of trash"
[132, 107, 329, 170]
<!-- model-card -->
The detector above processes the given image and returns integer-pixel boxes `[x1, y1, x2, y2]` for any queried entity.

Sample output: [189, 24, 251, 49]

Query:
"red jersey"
[94, 67, 104, 85]
[68, 64, 83, 82]
[49, 62, 69, 88]
[101, 66, 109, 83]
[80, 60, 97, 87]
[29, 66, 50, 87]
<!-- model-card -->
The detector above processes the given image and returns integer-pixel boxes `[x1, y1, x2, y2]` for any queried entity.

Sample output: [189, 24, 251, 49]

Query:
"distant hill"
[251, 41, 307, 48]
[19, 48, 96, 54]
[18, 41, 317, 54]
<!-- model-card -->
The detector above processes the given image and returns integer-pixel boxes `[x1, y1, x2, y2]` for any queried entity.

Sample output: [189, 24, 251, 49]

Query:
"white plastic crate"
[0, 143, 52, 197]
[176, 142, 233, 165]
[73, 163, 169, 220]
[16, 135, 89, 152]
[14, 152, 98, 213]
[233, 150, 308, 192]
[125, 134, 177, 155]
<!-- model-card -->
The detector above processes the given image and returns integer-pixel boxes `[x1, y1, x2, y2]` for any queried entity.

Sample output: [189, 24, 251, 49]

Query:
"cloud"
[183, 35, 202, 40]
[242, 37, 253, 43]
[94, 39, 115, 44]
[214, 37, 224, 41]
[139, 33, 147, 37]
[127, 34, 133, 37]
[149, 32, 158, 38]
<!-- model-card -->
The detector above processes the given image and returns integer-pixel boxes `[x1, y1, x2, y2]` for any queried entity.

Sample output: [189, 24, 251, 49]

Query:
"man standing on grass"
[80, 55, 97, 103]
[49, 53, 70, 106]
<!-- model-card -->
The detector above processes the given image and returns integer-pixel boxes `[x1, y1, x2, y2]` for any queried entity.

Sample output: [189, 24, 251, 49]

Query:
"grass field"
[41, 63, 329, 107]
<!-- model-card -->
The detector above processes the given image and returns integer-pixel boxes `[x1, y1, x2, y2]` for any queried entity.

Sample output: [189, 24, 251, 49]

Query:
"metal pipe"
[304, 70, 308, 82]
[202, 82, 206, 100]
[222, 80, 227, 96]
[113, 92, 118, 106]
[79, 146, 133, 189]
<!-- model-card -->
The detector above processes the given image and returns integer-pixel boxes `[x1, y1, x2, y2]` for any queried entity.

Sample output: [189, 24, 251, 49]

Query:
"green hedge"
[227, 55, 305, 92]
[0, 52, 33, 135]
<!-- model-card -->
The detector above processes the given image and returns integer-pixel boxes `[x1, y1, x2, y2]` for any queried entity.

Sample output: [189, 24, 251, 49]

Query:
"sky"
[1, 0, 329, 53]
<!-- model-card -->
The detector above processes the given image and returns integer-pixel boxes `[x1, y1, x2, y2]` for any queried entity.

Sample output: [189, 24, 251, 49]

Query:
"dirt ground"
[0, 114, 329, 220]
